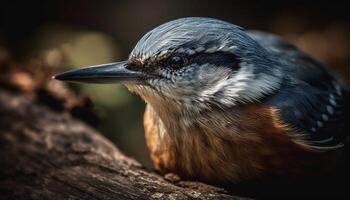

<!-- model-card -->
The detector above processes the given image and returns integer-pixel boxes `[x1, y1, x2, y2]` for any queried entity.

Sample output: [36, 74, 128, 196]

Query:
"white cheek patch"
[157, 62, 282, 110]
[217, 64, 254, 105]
[199, 64, 251, 100]
[201, 62, 282, 106]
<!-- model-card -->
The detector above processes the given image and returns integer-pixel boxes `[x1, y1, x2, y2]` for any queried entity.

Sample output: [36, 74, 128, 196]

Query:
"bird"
[54, 17, 348, 192]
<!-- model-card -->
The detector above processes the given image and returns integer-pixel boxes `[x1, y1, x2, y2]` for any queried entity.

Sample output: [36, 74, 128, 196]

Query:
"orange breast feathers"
[143, 103, 336, 184]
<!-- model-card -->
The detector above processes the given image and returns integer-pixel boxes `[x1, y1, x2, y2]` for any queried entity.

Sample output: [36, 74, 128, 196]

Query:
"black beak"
[53, 61, 146, 84]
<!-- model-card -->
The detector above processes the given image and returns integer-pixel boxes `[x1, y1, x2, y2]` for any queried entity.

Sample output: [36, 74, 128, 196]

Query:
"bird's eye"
[168, 55, 186, 69]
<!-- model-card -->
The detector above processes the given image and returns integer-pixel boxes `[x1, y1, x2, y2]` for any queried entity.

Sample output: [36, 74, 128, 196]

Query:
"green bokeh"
[79, 84, 151, 166]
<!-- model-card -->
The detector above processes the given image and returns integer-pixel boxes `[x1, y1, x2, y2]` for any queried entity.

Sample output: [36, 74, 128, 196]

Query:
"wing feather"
[248, 31, 349, 150]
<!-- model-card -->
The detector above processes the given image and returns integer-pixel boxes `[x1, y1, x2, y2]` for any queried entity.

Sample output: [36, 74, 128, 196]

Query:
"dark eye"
[169, 55, 186, 69]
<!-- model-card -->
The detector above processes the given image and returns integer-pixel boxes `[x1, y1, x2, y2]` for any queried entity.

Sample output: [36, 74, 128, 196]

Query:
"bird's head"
[55, 17, 282, 115]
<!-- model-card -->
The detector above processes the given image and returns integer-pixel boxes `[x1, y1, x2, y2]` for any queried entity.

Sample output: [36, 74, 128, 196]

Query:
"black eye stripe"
[131, 51, 240, 71]
[187, 51, 240, 68]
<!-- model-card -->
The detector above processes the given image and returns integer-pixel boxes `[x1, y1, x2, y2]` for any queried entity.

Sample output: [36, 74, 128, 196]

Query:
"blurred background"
[1, 0, 349, 167]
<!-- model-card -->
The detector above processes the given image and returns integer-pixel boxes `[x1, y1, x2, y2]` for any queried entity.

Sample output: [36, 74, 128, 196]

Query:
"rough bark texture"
[0, 87, 250, 200]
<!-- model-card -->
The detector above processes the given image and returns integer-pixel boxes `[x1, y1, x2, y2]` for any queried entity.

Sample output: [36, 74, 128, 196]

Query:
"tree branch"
[0, 87, 249, 200]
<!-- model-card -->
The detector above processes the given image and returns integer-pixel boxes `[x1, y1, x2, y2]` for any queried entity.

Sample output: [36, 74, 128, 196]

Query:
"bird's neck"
[141, 93, 237, 139]
[127, 85, 209, 134]
[145, 97, 200, 135]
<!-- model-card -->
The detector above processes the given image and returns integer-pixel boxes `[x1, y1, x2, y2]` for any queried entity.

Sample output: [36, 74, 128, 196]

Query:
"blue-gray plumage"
[249, 31, 347, 149]
[54, 17, 348, 186]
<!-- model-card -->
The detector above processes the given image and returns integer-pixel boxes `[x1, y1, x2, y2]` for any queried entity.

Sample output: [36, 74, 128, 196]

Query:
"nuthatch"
[54, 17, 348, 185]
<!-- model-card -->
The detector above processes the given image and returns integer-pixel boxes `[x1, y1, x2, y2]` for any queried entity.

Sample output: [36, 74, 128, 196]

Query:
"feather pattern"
[248, 31, 349, 150]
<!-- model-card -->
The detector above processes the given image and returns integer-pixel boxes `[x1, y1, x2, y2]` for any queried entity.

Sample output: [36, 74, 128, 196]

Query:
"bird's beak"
[53, 61, 146, 84]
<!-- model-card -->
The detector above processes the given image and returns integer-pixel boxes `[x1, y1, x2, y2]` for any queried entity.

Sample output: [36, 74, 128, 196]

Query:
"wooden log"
[0, 87, 249, 200]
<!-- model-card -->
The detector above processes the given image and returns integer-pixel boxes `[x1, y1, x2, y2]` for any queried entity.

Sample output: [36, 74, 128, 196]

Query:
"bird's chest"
[143, 104, 326, 183]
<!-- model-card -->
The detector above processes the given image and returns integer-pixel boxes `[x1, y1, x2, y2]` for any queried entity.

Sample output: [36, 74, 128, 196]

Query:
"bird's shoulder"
[248, 31, 348, 150]
[266, 81, 347, 150]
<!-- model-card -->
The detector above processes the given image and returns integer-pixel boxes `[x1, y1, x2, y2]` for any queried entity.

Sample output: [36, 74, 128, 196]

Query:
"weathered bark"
[0, 87, 249, 200]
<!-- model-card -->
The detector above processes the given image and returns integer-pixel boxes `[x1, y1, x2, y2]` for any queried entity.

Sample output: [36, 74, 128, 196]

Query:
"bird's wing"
[247, 31, 349, 150]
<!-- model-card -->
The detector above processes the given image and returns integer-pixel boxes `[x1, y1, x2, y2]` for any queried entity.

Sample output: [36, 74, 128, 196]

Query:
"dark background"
[1, 0, 349, 167]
